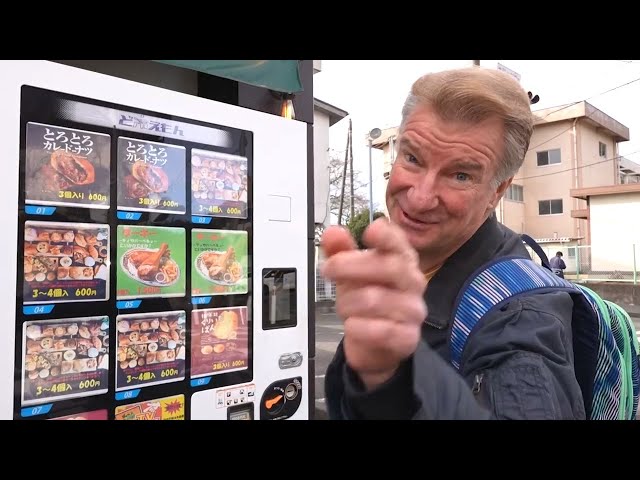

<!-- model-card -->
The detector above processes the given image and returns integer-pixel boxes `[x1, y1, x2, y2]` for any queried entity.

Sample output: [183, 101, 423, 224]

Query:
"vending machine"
[0, 60, 310, 420]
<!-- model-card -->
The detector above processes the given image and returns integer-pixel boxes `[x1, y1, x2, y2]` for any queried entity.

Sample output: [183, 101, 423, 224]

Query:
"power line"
[514, 150, 640, 181]
[536, 75, 640, 122]
[526, 75, 640, 153]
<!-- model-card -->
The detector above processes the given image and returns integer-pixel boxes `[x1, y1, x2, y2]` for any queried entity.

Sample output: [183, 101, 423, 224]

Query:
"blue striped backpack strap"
[607, 300, 640, 417]
[449, 255, 640, 420]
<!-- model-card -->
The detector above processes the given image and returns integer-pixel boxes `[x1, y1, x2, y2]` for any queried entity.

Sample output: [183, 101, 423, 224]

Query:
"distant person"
[550, 251, 566, 279]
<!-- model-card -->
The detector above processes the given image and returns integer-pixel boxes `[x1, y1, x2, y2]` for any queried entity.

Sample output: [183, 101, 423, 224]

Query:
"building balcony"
[571, 208, 589, 219]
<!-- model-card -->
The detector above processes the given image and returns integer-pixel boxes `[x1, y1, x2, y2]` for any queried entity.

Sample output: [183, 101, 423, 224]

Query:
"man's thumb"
[321, 226, 357, 258]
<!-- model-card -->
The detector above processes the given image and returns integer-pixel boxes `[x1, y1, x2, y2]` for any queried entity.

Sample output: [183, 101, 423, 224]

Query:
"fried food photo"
[213, 310, 239, 340]
[131, 162, 169, 193]
[50, 150, 95, 186]
[197, 247, 243, 284]
[122, 243, 180, 286]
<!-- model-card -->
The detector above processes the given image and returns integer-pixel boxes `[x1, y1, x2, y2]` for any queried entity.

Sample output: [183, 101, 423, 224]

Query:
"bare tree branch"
[328, 152, 369, 225]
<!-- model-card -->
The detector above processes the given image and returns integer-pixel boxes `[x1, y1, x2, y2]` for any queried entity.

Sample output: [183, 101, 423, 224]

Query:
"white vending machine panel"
[0, 61, 309, 420]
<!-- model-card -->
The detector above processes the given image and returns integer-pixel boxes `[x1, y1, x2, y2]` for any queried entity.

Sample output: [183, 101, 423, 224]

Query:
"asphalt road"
[311, 305, 640, 420]
[314, 310, 343, 420]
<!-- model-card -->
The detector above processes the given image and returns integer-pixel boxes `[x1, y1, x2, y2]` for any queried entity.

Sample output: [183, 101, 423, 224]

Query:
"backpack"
[449, 234, 640, 420]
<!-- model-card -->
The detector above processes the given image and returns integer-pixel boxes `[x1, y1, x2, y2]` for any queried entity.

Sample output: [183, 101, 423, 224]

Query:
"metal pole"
[349, 124, 355, 222]
[633, 244, 637, 286]
[337, 123, 351, 225]
[368, 138, 374, 224]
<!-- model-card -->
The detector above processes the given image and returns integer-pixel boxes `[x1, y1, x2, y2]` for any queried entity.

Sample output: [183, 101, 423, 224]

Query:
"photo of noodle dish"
[121, 243, 180, 287]
[195, 247, 243, 285]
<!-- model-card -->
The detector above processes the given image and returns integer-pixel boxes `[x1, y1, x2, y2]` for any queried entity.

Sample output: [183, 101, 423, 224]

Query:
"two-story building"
[313, 98, 349, 230]
[312, 63, 349, 300]
[500, 101, 630, 246]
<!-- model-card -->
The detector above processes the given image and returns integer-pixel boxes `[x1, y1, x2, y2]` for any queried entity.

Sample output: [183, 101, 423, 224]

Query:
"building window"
[537, 148, 561, 166]
[538, 199, 563, 215]
[567, 247, 576, 258]
[599, 142, 607, 157]
[505, 184, 523, 202]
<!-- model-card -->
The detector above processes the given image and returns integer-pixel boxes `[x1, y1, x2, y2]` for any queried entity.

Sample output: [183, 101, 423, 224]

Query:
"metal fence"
[315, 268, 336, 301]
[314, 243, 639, 302]
[527, 244, 638, 284]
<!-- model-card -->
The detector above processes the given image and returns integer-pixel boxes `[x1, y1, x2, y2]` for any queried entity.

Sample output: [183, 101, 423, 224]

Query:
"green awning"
[155, 60, 303, 94]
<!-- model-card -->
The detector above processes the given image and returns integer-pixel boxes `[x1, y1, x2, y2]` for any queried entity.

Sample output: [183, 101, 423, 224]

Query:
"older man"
[321, 67, 585, 420]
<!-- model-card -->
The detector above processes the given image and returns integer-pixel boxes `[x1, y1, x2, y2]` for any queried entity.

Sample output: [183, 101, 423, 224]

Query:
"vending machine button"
[279, 352, 302, 369]
[279, 354, 291, 369]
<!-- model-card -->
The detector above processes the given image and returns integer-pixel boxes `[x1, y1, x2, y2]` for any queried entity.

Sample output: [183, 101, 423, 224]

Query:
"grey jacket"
[324, 215, 586, 420]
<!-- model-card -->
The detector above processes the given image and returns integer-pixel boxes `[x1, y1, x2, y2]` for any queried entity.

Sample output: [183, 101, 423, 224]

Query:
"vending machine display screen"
[15, 85, 254, 420]
[262, 268, 297, 330]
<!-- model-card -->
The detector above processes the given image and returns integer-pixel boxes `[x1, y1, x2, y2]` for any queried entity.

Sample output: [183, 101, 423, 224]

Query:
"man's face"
[386, 103, 510, 259]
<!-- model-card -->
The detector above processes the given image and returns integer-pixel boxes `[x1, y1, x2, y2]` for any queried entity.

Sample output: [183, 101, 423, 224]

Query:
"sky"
[313, 60, 640, 214]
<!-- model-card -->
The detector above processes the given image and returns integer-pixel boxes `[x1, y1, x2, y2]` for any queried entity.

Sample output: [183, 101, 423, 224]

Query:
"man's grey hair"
[399, 67, 534, 188]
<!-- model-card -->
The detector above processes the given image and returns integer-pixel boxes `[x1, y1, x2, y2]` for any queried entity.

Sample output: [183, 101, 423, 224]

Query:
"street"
[314, 309, 343, 420]
[311, 303, 640, 420]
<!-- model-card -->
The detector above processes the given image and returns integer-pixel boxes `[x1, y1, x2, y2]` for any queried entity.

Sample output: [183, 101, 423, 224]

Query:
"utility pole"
[349, 119, 355, 222]
[338, 119, 351, 225]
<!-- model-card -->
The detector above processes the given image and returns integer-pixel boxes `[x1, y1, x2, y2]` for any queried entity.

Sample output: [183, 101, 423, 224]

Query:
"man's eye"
[405, 154, 418, 164]
[455, 172, 470, 182]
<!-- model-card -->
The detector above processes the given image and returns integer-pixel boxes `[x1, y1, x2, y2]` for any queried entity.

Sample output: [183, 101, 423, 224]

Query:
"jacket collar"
[424, 214, 523, 330]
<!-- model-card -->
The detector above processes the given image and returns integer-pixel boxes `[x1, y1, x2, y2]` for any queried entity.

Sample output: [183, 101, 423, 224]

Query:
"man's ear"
[490, 176, 513, 209]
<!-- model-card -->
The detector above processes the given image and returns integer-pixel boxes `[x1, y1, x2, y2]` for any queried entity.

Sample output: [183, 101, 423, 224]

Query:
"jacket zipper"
[424, 320, 445, 329]
[472, 373, 484, 395]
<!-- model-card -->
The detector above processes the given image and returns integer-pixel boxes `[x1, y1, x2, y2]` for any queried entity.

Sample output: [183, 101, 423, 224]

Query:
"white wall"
[590, 193, 640, 271]
[313, 110, 331, 226]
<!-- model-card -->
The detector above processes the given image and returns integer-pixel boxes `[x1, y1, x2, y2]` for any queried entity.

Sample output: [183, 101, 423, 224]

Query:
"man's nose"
[407, 173, 439, 211]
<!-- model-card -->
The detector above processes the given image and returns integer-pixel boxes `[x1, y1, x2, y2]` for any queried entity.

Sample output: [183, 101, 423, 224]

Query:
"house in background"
[370, 101, 636, 257]
[313, 97, 349, 231]
[620, 156, 640, 184]
[312, 97, 349, 303]
[498, 101, 630, 254]
[568, 183, 640, 281]
[312, 62, 349, 301]
[370, 127, 400, 218]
